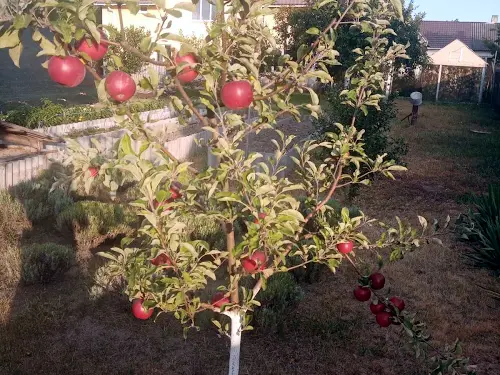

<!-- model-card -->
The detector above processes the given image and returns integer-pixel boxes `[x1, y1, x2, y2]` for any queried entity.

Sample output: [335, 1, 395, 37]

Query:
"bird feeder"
[401, 92, 423, 125]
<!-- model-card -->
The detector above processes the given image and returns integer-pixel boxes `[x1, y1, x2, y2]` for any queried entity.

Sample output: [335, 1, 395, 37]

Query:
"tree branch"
[174, 77, 209, 127]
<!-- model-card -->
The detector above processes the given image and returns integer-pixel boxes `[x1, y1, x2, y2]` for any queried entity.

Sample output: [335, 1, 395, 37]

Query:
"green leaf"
[13, 14, 31, 29]
[306, 27, 320, 35]
[173, 2, 196, 12]
[8, 43, 23, 67]
[166, 9, 183, 18]
[126, 1, 140, 15]
[85, 19, 100, 43]
[389, 0, 404, 20]
[0, 29, 20, 48]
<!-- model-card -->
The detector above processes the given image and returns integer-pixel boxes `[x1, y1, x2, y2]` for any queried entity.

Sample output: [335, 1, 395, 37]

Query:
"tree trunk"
[225, 310, 242, 375]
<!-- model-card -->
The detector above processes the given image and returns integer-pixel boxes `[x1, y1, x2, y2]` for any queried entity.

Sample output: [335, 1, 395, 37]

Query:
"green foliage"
[106, 25, 151, 74]
[484, 23, 500, 57]
[56, 201, 137, 252]
[21, 243, 74, 284]
[0, 98, 169, 129]
[316, 86, 408, 162]
[457, 185, 500, 271]
[0, 191, 30, 287]
[253, 272, 304, 333]
[10, 165, 74, 223]
[0, 190, 30, 246]
[277, 0, 427, 71]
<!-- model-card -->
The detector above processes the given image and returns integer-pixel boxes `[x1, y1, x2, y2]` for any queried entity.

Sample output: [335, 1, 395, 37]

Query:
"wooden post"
[479, 65, 487, 104]
[435, 65, 443, 102]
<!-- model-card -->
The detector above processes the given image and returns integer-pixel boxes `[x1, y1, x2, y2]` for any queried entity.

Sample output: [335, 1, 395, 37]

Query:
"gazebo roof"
[430, 39, 487, 68]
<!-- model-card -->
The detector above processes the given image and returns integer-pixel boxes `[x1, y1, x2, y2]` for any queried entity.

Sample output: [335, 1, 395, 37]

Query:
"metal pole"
[435, 65, 443, 102]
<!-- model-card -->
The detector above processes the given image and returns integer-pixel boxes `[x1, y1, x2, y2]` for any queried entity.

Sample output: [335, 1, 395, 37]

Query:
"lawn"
[0, 99, 499, 375]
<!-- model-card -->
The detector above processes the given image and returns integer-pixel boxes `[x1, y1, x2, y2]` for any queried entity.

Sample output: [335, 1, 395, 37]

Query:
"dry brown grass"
[1, 100, 500, 375]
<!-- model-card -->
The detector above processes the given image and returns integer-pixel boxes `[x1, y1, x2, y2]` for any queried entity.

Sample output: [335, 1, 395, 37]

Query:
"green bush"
[181, 214, 225, 250]
[253, 272, 304, 333]
[21, 243, 74, 284]
[0, 191, 31, 287]
[315, 86, 407, 163]
[0, 190, 30, 246]
[56, 201, 137, 254]
[457, 185, 500, 272]
[106, 25, 151, 74]
[10, 165, 74, 223]
[0, 98, 169, 129]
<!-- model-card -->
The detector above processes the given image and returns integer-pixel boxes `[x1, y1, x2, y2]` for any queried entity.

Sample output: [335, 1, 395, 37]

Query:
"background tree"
[276, 0, 428, 72]
[105, 25, 152, 74]
[485, 23, 500, 61]
[0, 1, 474, 375]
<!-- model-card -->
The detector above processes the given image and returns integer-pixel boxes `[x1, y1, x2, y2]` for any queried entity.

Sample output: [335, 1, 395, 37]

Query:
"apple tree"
[0, 1, 475, 374]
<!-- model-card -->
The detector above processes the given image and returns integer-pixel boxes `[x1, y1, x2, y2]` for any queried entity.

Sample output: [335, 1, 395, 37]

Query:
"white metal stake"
[435, 64, 443, 102]
[225, 311, 242, 375]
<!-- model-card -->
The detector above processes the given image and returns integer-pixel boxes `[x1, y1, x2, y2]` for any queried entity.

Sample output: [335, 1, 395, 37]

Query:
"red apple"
[88, 167, 99, 178]
[221, 80, 253, 110]
[76, 32, 108, 61]
[131, 298, 153, 320]
[211, 292, 230, 308]
[376, 311, 392, 327]
[389, 297, 405, 312]
[175, 53, 198, 83]
[151, 253, 172, 266]
[336, 241, 354, 254]
[353, 286, 371, 302]
[253, 212, 266, 224]
[105, 71, 136, 102]
[369, 272, 385, 290]
[170, 186, 182, 200]
[48, 56, 86, 87]
[370, 302, 385, 315]
[241, 250, 266, 273]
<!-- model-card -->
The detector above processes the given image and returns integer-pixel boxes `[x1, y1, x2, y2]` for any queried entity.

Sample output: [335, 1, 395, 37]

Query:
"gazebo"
[430, 39, 488, 103]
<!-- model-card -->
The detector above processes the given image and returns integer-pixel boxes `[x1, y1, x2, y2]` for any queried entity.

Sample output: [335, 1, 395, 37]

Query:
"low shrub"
[181, 214, 225, 250]
[105, 25, 151, 74]
[253, 272, 304, 333]
[457, 185, 500, 272]
[10, 164, 74, 224]
[0, 98, 169, 129]
[21, 243, 74, 284]
[56, 201, 137, 258]
[0, 191, 30, 246]
[0, 244, 22, 287]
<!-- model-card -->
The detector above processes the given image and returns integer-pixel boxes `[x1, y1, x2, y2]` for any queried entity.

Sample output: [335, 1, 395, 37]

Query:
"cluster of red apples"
[48, 32, 254, 110]
[48, 32, 136, 103]
[354, 273, 405, 328]
[335, 240, 405, 327]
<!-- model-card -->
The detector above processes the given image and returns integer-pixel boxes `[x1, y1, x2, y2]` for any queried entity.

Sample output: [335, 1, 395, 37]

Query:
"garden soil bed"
[1, 100, 500, 375]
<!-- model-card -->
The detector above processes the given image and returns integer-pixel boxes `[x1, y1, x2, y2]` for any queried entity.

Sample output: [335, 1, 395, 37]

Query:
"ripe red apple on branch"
[389, 297, 405, 312]
[76, 31, 109, 61]
[88, 167, 99, 178]
[211, 292, 230, 308]
[48, 56, 86, 87]
[105, 71, 136, 102]
[131, 299, 154, 320]
[376, 311, 392, 327]
[368, 272, 385, 290]
[370, 302, 385, 314]
[221, 80, 253, 110]
[175, 53, 198, 83]
[151, 253, 172, 266]
[354, 286, 371, 301]
[241, 250, 266, 273]
[336, 241, 354, 254]
[253, 212, 266, 224]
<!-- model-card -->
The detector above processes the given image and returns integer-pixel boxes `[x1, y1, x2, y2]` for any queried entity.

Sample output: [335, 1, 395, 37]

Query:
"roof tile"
[421, 21, 498, 51]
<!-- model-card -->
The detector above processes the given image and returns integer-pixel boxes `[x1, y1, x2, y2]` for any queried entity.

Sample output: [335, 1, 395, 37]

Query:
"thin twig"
[174, 77, 209, 127]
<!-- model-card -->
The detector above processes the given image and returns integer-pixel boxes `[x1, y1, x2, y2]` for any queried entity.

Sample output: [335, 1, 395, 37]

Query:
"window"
[192, 0, 216, 21]
[139, 5, 148, 12]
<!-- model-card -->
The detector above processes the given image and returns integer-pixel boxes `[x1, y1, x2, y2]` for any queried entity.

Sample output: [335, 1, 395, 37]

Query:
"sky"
[414, 0, 499, 22]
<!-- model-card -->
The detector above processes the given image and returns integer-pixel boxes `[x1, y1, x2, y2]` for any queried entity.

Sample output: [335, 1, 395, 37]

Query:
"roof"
[421, 21, 498, 51]
[430, 39, 487, 68]
[272, 0, 307, 5]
